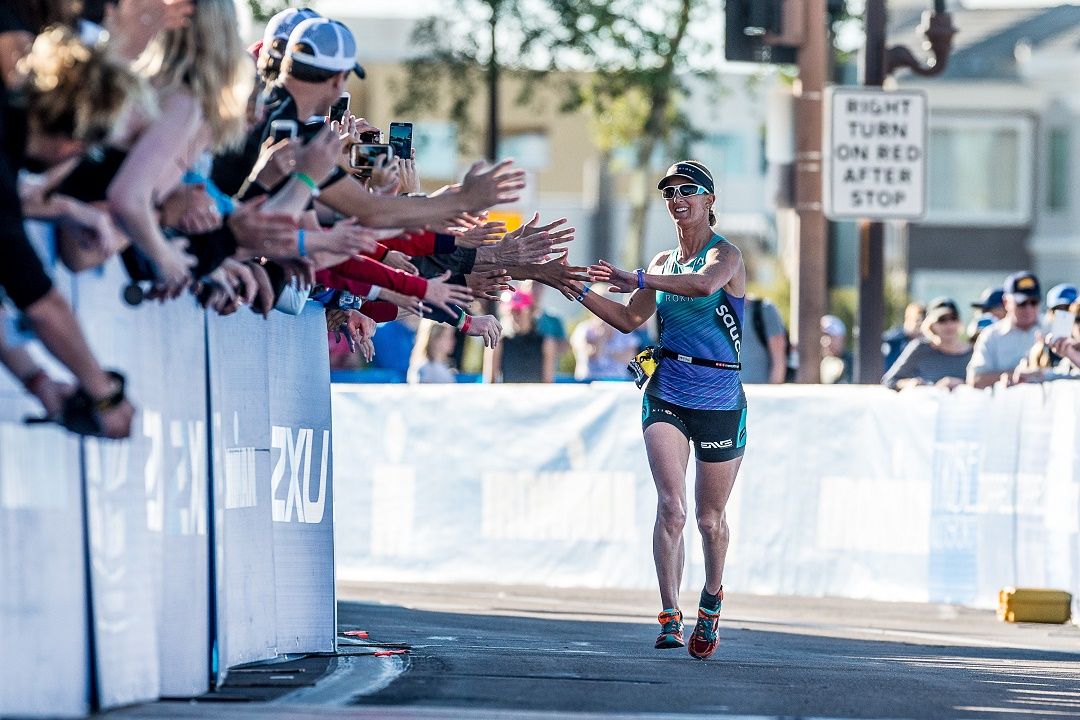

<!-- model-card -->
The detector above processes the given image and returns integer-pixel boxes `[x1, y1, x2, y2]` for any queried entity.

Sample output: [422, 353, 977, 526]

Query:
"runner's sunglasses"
[660, 183, 709, 200]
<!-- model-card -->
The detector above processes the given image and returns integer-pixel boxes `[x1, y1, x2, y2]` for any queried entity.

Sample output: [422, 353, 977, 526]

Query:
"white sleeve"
[967, 331, 995, 380]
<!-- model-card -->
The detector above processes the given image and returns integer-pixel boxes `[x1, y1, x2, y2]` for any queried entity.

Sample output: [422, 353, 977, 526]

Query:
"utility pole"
[486, 1, 500, 162]
[856, 0, 955, 382]
[793, 0, 829, 383]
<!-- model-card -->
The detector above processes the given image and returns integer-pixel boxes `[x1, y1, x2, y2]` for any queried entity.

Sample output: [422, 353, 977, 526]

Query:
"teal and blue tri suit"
[641, 233, 748, 462]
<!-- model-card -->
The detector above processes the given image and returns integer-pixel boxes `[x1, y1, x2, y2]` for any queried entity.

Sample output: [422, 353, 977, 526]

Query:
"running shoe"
[654, 608, 684, 649]
[687, 590, 723, 659]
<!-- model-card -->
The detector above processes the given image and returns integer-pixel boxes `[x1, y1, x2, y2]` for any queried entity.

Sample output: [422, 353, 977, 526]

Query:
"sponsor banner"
[74, 261, 209, 705]
[333, 383, 1080, 613]
[333, 383, 657, 588]
[265, 305, 336, 653]
[207, 310, 277, 683]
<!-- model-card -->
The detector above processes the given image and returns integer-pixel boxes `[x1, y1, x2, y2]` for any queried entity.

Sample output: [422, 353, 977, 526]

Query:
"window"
[925, 115, 1034, 226]
[691, 133, 750, 179]
[412, 121, 458, 180]
[498, 132, 550, 172]
[1047, 127, 1069, 213]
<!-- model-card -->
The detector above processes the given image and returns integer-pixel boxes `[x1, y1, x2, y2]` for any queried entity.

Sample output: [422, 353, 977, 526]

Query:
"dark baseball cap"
[657, 161, 714, 194]
[1004, 271, 1041, 301]
[925, 297, 960, 324]
[970, 286, 1004, 311]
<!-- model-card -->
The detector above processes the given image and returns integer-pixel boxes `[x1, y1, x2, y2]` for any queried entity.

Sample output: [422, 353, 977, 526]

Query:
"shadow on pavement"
[342, 600, 1080, 719]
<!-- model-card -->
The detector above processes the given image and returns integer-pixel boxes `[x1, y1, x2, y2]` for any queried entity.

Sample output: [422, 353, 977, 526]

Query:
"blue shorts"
[641, 394, 747, 463]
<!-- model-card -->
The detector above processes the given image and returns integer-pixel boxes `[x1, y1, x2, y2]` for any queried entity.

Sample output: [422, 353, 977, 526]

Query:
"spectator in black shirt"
[1, 27, 142, 436]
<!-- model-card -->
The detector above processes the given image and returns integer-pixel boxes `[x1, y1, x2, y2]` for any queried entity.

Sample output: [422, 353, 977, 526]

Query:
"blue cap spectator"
[1046, 283, 1078, 311]
[971, 286, 1005, 319]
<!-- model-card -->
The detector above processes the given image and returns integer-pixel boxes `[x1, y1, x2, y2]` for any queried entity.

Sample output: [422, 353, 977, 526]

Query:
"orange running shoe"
[654, 608, 684, 649]
[687, 588, 723, 659]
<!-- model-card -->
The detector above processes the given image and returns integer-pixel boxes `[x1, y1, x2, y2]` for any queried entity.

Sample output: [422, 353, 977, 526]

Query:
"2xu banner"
[333, 382, 1080, 619]
[0, 252, 335, 718]
[208, 305, 336, 685]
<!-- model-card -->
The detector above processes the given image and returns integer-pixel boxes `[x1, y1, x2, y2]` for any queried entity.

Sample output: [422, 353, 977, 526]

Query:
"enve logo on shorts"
[699, 439, 733, 450]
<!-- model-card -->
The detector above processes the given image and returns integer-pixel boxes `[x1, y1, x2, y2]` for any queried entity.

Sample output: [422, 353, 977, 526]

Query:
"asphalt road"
[108, 583, 1080, 719]
[338, 584, 1080, 719]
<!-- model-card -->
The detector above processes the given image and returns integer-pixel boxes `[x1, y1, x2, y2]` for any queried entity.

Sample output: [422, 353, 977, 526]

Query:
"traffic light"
[725, 0, 798, 64]
[745, 1, 781, 36]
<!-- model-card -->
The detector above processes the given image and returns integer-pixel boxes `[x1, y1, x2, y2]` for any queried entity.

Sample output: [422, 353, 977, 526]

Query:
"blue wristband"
[635, 268, 646, 290]
[575, 284, 590, 303]
[298, 228, 307, 257]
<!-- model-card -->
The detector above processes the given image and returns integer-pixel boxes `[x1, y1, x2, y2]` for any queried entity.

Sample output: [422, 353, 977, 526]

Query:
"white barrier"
[0, 252, 336, 717]
[208, 311, 277, 684]
[208, 305, 336, 686]
[0, 372, 89, 718]
[0, 253, 89, 718]
[332, 382, 1080, 615]
[264, 307, 336, 654]
[77, 261, 211, 705]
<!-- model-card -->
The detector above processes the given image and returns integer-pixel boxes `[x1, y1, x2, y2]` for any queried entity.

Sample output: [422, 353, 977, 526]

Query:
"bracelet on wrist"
[456, 312, 468, 330]
[461, 314, 473, 334]
[635, 268, 646, 290]
[297, 228, 307, 257]
[90, 370, 126, 412]
[575, 284, 590, 303]
[294, 172, 320, 198]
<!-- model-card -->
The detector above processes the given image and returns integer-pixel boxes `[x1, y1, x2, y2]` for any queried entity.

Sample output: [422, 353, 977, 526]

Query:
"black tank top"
[501, 331, 545, 383]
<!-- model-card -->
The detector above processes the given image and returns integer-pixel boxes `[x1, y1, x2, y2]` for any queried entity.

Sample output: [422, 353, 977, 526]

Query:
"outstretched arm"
[591, 242, 743, 299]
[568, 251, 669, 334]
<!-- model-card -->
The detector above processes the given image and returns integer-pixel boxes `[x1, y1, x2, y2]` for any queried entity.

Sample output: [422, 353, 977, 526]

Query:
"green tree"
[399, 0, 717, 266]
[245, 0, 299, 24]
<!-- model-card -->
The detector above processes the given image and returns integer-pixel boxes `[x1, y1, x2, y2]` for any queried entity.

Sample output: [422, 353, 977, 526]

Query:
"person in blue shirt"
[566, 161, 745, 660]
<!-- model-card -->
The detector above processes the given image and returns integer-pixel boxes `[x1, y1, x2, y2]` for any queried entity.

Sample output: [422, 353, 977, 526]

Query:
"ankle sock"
[700, 586, 722, 611]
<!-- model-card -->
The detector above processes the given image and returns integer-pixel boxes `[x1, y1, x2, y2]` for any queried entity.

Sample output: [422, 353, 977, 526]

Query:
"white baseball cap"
[262, 8, 322, 59]
[821, 314, 846, 338]
[285, 18, 366, 79]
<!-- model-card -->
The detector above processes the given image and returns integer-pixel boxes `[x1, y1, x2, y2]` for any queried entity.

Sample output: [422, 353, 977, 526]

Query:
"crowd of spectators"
[0, 0, 589, 435]
[5, 2, 1077, 431]
[879, 271, 1080, 391]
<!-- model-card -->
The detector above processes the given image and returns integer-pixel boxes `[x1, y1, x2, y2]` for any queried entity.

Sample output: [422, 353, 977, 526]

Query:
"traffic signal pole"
[857, 0, 887, 384]
[856, 0, 955, 382]
[793, 0, 829, 383]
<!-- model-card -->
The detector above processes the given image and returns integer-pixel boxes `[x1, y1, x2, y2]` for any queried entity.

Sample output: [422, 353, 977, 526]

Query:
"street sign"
[824, 87, 927, 220]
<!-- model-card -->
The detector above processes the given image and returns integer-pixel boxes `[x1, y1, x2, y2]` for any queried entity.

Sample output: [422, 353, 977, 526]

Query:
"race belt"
[660, 347, 741, 371]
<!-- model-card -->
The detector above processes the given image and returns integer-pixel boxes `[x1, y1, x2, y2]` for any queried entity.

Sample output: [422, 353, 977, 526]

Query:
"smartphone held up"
[1049, 309, 1076, 342]
[269, 119, 298, 143]
[329, 92, 350, 124]
[388, 122, 413, 160]
[349, 143, 394, 175]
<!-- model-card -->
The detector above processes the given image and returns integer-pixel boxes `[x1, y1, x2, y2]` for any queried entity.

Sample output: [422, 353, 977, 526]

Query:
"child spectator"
[408, 320, 458, 383]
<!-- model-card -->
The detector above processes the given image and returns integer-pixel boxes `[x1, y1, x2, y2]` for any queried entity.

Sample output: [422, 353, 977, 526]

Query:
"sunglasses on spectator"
[661, 183, 708, 199]
[1015, 298, 1039, 308]
[935, 314, 960, 323]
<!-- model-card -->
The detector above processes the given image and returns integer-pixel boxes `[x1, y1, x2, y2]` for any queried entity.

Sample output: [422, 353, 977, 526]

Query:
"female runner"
[574, 160, 746, 660]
